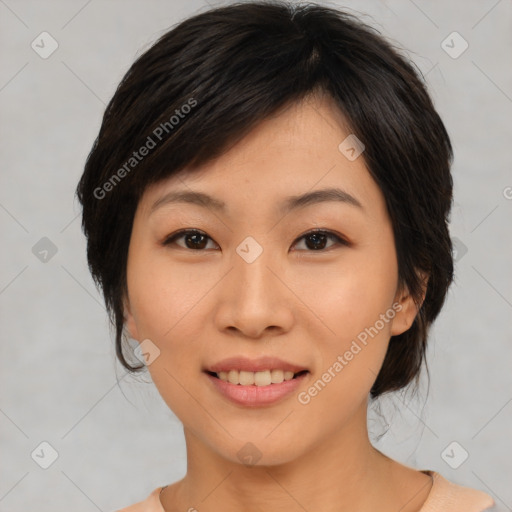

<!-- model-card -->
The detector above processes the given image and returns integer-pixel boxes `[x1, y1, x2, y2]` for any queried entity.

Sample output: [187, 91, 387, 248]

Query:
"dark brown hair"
[76, 1, 454, 399]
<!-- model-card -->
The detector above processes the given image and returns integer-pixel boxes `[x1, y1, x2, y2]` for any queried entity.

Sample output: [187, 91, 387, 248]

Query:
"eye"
[163, 229, 218, 250]
[292, 229, 349, 252]
[162, 228, 348, 252]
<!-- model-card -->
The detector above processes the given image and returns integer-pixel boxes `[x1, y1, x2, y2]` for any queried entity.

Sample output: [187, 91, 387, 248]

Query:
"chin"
[213, 436, 308, 469]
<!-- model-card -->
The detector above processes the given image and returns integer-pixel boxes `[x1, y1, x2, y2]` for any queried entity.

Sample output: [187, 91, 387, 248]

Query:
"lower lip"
[205, 372, 308, 407]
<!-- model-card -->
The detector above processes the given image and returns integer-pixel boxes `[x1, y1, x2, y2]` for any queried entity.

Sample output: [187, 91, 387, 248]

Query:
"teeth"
[216, 369, 297, 385]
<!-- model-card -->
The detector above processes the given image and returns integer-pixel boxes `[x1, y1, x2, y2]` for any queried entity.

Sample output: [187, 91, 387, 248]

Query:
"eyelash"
[162, 228, 349, 252]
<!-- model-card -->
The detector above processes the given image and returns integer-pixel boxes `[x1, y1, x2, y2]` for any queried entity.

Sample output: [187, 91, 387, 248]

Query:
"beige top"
[116, 470, 495, 512]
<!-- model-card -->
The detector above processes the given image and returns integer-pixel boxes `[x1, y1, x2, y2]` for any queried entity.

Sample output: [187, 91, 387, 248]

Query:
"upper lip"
[205, 356, 308, 374]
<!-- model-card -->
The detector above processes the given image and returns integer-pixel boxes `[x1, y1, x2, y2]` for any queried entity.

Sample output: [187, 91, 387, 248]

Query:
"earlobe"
[390, 273, 429, 336]
[123, 297, 140, 341]
[390, 289, 418, 336]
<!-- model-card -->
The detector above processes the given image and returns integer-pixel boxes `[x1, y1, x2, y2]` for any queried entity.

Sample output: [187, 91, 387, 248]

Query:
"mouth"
[203, 356, 310, 406]
[204, 367, 309, 407]
[205, 369, 309, 386]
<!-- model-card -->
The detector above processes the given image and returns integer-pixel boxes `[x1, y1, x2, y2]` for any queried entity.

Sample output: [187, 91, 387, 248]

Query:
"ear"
[123, 295, 140, 341]
[390, 272, 429, 336]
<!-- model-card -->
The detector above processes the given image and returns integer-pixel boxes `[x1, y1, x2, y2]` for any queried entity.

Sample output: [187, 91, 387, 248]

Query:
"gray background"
[1, 0, 511, 511]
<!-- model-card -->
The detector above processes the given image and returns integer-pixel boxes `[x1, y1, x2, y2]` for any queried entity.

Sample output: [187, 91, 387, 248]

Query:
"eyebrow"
[150, 187, 364, 216]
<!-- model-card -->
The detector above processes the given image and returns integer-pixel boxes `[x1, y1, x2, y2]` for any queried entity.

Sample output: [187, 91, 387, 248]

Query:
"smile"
[204, 370, 309, 407]
[209, 369, 308, 386]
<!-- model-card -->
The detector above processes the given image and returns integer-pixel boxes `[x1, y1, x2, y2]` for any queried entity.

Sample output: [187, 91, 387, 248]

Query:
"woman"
[76, 2, 495, 511]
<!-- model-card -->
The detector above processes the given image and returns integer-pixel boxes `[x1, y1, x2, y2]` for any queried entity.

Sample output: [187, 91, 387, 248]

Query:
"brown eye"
[292, 229, 348, 251]
[162, 228, 348, 252]
[163, 229, 218, 250]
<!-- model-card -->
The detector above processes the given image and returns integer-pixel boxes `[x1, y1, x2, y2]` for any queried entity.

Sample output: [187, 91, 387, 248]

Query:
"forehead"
[138, 94, 384, 222]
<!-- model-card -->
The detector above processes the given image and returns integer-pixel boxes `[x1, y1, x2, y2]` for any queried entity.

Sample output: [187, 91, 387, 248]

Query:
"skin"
[124, 92, 432, 512]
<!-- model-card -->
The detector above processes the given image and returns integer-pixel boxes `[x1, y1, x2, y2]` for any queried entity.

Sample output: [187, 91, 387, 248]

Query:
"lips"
[205, 367, 309, 406]
[205, 356, 308, 374]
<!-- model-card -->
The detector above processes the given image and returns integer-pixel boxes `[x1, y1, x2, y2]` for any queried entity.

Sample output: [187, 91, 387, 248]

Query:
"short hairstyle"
[76, 1, 454, 399]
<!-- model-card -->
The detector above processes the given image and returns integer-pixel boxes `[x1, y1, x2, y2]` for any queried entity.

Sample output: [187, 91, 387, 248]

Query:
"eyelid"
[293, 227, 350, 245]
[162, 228, 217, 248]
[162, 227, 350, 250]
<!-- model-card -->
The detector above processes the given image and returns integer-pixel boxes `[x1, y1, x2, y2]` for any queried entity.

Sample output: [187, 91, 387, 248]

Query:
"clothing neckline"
[155, 472, 436, 511]
[155, 473, 435, 511]
[153, 470, 494, 512]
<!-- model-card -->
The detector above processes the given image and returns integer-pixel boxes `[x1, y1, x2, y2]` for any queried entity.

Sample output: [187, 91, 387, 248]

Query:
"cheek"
[128, 252, 204, 339]
[127, 256, 208, 418]
[300, 244, 398, 389]
[298, 248, 398, 337]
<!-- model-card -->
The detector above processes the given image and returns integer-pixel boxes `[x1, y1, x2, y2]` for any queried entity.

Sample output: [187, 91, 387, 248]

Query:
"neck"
[167, 403, 409, 512]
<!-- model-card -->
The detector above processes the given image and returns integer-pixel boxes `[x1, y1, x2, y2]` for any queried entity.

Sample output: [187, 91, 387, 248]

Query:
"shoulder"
[420, 470, 495, 512]
[115, 486, 166, 512]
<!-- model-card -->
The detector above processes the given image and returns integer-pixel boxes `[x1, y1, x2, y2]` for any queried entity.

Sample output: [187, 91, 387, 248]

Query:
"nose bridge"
[215, 233, 292, 337]
[233, 234, 277, 302]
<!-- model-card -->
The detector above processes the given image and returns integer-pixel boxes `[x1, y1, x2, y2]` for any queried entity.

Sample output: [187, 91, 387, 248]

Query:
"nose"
[213, 243, 294, 339]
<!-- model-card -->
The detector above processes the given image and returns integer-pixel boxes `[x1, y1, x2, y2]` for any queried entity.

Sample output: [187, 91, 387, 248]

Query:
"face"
[124, 93, 419, 467]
